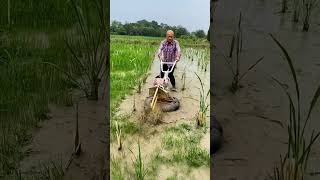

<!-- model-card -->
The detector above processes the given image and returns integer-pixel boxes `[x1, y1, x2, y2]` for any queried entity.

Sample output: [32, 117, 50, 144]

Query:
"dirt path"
[19, 85, 107, 180]
[112, 53, 210, 179]
[213, 0, 320, 179]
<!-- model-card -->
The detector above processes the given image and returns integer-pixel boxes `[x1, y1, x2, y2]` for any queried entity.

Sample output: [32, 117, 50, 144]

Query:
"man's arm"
[175, 40, 181, 61]
[157, 41, 164, 59]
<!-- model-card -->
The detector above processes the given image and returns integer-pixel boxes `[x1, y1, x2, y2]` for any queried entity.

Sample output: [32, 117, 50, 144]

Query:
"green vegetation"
[159, 123, 209, 167]
[111, 20, 207, 39]
[110, 35, 157, 112]
[268, 34, 320, 180]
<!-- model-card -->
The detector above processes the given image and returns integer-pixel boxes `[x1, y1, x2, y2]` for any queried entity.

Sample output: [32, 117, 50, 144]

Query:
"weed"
[269, 34, 320, 179]
[301, 0, 319, 31]
[129, 141, 148, 180]
[195, 73, 210, 127]
[225, 12, 264, 92]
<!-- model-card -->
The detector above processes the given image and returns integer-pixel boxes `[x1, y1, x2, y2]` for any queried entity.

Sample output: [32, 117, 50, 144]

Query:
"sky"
[110, 0, 210, 32]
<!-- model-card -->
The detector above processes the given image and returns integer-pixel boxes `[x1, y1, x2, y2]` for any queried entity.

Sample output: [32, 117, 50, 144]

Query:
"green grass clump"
[160, 123, 209, 167]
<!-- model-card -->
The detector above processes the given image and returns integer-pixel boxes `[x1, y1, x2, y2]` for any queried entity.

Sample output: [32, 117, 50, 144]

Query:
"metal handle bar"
[160, 60, 177, 73]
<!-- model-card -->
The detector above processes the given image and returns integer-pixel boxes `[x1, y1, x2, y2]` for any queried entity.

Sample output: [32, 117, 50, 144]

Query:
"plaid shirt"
[157, 39, 181, 62]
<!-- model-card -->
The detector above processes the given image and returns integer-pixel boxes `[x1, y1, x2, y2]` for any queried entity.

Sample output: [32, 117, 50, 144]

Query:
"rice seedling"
[181, 66, 187, 91]
[115, 121, 122, 151]
[110, 116, 140, 143]
[301, 0, 319, 31]
[194, 73, 210, 127]
[129, 141, 148, 180]
[293, 0, 302, 22]
[269, 34, 320, 180]
[137, 79, 142, 94]
[225, 12, 264, 92]
[133, 95, 137, 112]
[110, 38, 156, 110]
[282, 0, 289, 13]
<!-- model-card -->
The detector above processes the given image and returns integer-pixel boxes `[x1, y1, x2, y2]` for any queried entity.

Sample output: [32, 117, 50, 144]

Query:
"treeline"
[111, 20, 207, 39]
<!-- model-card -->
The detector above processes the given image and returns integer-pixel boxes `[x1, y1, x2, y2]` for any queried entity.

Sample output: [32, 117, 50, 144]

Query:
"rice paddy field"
[0, 25, 76, 180]
[0, 1, 108, 179]
[212, 0, 320, 179]
[110, 35, 211, 179]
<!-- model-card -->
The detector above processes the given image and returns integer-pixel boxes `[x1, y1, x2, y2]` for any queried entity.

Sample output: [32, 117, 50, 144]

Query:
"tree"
[175, 26, 189, 38]
[110, 19, 192, 37]
[194, 30, 206, 38]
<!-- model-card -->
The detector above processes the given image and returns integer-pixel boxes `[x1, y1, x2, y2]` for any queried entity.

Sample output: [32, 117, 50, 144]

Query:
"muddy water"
[114, 52, 210, 179]
[19, 85, 107, 180]
[213, 0, 320, 179]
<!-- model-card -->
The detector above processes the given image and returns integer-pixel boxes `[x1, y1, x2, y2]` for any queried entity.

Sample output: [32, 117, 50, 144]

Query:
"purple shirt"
[157, 39, 181, 62]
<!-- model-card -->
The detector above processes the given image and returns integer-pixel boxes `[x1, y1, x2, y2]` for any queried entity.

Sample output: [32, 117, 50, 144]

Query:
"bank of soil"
[213, 0, 320, 179]
[112, 55, 210, 179]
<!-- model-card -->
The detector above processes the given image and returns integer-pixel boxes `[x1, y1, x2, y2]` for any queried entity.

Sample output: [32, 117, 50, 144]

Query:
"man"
[157, 30, 181, 91]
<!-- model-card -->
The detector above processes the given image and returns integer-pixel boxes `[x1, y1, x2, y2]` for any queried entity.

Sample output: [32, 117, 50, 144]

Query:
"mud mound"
[144, 96, 180, 112]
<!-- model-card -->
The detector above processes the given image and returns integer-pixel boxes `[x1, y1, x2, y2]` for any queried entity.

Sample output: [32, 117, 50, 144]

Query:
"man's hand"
[176, 58, 180, 62]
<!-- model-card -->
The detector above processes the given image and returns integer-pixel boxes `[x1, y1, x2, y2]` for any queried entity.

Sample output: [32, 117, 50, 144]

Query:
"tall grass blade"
[239, 56, 264, 80]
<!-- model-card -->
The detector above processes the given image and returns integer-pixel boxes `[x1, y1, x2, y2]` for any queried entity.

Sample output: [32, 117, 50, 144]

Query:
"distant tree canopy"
[111, 20, 207, 39]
